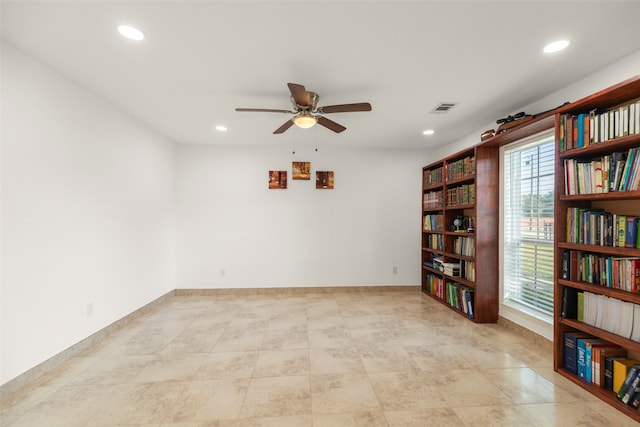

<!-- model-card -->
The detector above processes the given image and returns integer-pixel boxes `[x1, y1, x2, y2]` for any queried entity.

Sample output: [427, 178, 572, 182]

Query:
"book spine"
[617, 365, 640, 399]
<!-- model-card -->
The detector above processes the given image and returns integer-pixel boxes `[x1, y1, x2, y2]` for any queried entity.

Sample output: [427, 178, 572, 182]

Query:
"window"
[501, 131, 555, 319]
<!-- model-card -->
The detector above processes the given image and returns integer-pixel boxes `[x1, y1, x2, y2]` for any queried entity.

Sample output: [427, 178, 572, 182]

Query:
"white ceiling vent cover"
[430, 102, 458, 114]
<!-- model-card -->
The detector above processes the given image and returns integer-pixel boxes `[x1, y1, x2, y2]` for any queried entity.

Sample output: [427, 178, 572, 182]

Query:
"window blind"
[503, 132, 555, 317]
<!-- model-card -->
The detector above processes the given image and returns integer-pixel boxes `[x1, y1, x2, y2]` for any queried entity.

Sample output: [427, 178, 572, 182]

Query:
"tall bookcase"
[421, 146, 499, 323]
[553, 75, 640, 421]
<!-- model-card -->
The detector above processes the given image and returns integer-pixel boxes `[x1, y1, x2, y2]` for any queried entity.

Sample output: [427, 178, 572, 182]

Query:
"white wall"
[438, 49, 640, 160]
[176, 143, 428, 288]
[437, 49, 640, 341]
[0, 43, 177, 385]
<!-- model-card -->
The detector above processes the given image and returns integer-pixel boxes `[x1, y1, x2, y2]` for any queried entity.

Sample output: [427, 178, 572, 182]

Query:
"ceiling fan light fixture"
[293, 114, 317, 129]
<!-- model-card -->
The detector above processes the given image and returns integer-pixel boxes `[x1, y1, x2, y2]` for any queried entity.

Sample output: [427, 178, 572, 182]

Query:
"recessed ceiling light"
[215, 125, 228, 132]
[543, 39, 569, 53]
[422, 129, 435, 136]
[118, 25, 145, 41]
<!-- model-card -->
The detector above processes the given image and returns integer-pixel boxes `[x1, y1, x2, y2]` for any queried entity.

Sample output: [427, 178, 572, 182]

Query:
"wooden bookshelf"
[421, 146, 499, 323]
[553, 75, 640, 421]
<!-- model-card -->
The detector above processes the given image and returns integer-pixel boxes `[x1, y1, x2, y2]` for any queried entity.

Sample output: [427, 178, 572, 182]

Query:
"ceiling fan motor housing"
[292, 91, 319, 111]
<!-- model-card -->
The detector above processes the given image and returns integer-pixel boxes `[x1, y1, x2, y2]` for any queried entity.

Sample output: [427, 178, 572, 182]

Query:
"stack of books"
[433, 257, 460, 277]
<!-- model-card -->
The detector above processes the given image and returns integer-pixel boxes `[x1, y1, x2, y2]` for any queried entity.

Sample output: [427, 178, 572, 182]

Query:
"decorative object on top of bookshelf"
[494, 103, 571, 138]
[268, 171, 287, 189]
[481, 129, 495, 141]
[292, 161, 311, 180]
[496, 111, 533, 134]
[316, 171, 334, 189]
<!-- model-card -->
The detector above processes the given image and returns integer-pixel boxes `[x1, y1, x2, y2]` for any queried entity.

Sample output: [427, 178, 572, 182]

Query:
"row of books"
[445, 281, 474, 319]
[423, 166, 443, 188]
[461, 260, 475, 282]
[447, 156, 475, 181]
[564, 331, 640, 410]
[559, 100, 640, 151]
[446, 183, 475, 207]
[561, 251, 640, 291]
[562, 288, 640, 341]
[566, 208, 640, 248]
[563, 332, 630, 392]
[424, 273, 444, 299]
[423, 190, 443, 209]
[564, 148, 640, 195]
[424, 233, 443, 251]
[423, 214, 444, 231]
[453, 236, 475, 257]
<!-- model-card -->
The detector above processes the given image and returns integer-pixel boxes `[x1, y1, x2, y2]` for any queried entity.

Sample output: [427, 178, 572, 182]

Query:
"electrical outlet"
[86, 303, 94, 318]
[392, 266, 398, 275]
[220, 269, 226, 278]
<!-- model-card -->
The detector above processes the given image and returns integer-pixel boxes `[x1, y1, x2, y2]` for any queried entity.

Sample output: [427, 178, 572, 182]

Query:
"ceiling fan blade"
[235, 108, 292, 113]
[318, 103, 372, 114]
[273, 119, 294, 134]
[287, 83, 309, 107]
[317, 116, 346, 133]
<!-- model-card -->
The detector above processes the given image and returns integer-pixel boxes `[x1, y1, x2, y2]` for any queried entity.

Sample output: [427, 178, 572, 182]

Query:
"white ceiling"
[2, 1, 640, 150]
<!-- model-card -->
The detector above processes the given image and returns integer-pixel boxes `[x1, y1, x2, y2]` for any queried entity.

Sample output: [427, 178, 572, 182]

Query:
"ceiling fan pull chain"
[292, 130, 296, 155]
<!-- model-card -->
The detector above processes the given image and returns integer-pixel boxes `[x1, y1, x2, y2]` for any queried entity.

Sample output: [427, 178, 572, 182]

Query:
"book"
[605, 355, 629, 390]
[576, 113, 588, 148]
[621, 368, 640, 404]
[578, 338, 607, 381]
[595, 347, 626, 387]
[563, 332, 591, 375]
[577, 291, 584, 322]
[585, 340, 615, 383]
[561, 251, 579, 281]
[626, 217, 639, 248]
[618, 364, 640, 400]
[587, 342, 627, 387]
[617, 215, 627, 247]
[613, 359, 640, 395]
[631, 304, 640, 342]
[561, 287, 579, 319]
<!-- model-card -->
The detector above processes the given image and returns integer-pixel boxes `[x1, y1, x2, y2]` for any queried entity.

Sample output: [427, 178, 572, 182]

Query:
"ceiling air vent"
[430, 102, 458, 114]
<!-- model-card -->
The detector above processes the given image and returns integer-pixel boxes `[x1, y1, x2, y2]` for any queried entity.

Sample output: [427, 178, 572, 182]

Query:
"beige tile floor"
[1, 290, 638, 426]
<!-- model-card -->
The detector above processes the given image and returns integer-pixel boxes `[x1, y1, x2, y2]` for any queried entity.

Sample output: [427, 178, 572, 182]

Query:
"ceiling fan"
[235, 83, 372, 134]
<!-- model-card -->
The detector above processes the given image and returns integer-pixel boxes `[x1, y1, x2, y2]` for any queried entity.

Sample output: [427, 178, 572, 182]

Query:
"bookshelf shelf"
[560, 318, 640, 353]
[558, 133, 640, 159]
[557, 242, 640, 257]
[554, 75, 640, 422]
[558, 279, 640, 304]
[421, 146, 498, 323]
[560, 191, 640, 202]
[557, 368, 640, 422]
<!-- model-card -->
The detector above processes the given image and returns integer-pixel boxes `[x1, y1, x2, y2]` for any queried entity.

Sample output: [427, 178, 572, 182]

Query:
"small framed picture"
[268, 171, 287, 189]
[292, 161, 311, 180]
[316, 171, 334, 189]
